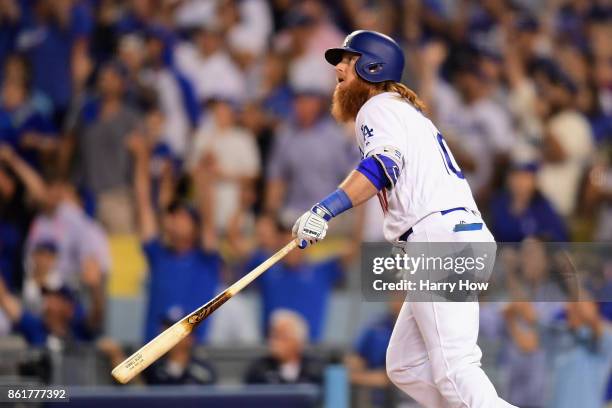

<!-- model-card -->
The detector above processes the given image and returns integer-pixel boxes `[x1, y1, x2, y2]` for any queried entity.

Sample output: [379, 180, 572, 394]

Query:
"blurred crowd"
[0, 0, 611, 406]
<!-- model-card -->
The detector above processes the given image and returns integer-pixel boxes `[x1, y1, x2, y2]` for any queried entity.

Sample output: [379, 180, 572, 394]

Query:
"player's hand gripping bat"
[111, 240, 298, 384]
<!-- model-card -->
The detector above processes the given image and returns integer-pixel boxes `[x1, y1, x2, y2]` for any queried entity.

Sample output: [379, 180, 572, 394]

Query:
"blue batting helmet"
[325, 30, 405, 83]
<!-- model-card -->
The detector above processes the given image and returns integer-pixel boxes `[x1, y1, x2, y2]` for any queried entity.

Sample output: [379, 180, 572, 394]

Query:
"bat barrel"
[111, 321, 192, 384]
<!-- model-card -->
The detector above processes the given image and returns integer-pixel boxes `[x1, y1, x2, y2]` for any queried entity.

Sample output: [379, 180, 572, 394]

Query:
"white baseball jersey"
[355, 92, 479, 242]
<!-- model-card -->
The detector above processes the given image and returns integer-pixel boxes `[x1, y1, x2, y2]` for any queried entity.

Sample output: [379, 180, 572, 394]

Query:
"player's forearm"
[339, 170, 379, 207]
[294, 160, 383, 248]
[309, 170, 378, 221]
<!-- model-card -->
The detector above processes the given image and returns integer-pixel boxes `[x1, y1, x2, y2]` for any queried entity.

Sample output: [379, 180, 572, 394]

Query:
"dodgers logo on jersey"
[361, 124, 374, 146]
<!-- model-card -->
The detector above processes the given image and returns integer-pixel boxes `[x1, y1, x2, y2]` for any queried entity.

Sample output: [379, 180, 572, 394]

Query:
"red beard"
[331, 77, 373, 123]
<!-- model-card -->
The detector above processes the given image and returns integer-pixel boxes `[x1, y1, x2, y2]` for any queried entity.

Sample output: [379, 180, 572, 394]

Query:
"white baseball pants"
[385, 210, 516, 408]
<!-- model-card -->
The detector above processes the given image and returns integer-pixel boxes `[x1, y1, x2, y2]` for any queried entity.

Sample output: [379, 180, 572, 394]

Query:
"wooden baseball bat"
[111, 239, 298, 384]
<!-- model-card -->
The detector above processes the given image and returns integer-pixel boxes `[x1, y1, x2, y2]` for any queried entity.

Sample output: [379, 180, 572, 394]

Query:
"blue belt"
[398, 207, 469, 241]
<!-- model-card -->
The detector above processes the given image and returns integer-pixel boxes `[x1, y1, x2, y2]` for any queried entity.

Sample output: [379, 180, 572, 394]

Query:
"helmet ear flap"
[365, 62, 384, 74]
[355, 55, 386, 83]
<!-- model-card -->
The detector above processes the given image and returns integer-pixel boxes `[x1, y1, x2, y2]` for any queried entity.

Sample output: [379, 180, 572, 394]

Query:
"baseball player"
[292, 30, 515, 407]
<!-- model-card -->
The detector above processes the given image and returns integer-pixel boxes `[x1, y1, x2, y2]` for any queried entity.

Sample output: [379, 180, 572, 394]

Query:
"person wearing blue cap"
[0, 275, 95, 347]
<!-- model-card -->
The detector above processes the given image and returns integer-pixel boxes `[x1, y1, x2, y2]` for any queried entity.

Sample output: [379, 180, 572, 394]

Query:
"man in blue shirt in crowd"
[238, 218, 352, 342]
[490, 162, 568, 242]
[0, 276, 94, 347]
[132, 134, 220, 343]
[0, 59, 57, 169]
[548, 301, 612, 408]
[345, 296, 403, 406]
[16, 0, 92, 123]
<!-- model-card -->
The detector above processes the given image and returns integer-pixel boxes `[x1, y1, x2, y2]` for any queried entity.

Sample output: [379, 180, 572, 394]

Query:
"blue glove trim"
[312, 189, 353, 221]
[356, 156, 388, 191]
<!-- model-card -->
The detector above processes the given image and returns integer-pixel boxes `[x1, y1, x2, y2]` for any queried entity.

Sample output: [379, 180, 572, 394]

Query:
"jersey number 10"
[436, 132, 465, 179]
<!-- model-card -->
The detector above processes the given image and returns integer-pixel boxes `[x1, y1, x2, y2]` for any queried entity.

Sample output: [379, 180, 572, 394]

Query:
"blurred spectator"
[21, 241, 62, 312]
[71, 61, 141, 234]
[221, 0, 273, 101]
[488, 239, 568, 407]
[501, 238, 569, 302]
[89, 0, 120, 65]
[0, 145, 110, 293]
[173, 0, 218, 31]
[116, 0, 157, 36]
[490, 162, 568, 242]
[144, 306, 217, 385]
[0, 277, 99, 348]
[508, 55, 595, 218]
[245, 309, 323, 385]
[132, 134, 221, 343]
[175, 24, 245, 102]
[338, 0, 395, 35]
[548, 300, 612, 408]
[0, 1, 22, 73]
[445, 50, 515, 201]
[277, 1, 343, 94]
[222, 0, 273, 57]
[347, 298, 401, 386]
[16, 0, 92, 125]
[190, 98, 260, 232]
[265, 91, 356, 219]
[208, 288, 261, 346]
[536, 63, 595, 217]
[257, 52, 293, 122]
[584, 156, 612, 241]
[241, 101, 277, 212]
[500, 301, 548, 408]
[0, 56, 58, 170]
[554, 0, 596, 49]
[116, 33, 152, 109]
[345, 296, 403, 406]
[0, 146, 36, 289]
[139, 28, 200, 155]
[3, 54, 54, 119]
[20, 236, 106, 338]
[140, 105, 179, 211]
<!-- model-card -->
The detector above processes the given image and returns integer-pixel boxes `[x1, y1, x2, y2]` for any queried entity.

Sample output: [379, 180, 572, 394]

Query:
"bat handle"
[228, 239, 298, 295]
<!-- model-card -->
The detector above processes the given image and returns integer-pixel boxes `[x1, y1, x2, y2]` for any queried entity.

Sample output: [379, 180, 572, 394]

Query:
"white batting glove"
[292, 208, 329, 249]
